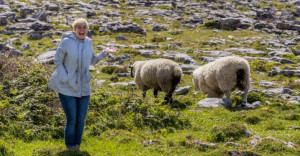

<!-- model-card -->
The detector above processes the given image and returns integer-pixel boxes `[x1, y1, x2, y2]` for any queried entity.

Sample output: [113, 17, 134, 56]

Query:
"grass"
[1, 0, 300, 155]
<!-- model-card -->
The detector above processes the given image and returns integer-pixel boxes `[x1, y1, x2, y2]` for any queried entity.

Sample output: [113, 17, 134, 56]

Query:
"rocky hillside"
[0, 0, 300, 155]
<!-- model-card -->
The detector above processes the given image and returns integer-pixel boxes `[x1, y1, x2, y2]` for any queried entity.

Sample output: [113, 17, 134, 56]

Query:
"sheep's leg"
[225, 91, 231, 100]
[154, 89, 158, 98]
[142, 91, 146, 98]
[164, 92, 173, 104]
[242, 89, 248, 105]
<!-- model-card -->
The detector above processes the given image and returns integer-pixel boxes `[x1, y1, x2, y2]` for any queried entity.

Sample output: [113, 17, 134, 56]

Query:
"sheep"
[130, 59, 182, 103]
[192, 56, 250, 104]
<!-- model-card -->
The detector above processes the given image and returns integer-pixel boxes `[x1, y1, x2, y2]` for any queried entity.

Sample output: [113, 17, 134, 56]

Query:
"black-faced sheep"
[192, 56, 250, 104]
[130, 59, 182, 103]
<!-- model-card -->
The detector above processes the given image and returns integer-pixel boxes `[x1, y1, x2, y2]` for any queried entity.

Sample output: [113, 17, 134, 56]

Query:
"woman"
[48, 18, 117, 150]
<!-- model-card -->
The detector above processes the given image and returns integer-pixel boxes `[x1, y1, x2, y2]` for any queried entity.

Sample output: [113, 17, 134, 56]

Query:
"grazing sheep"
[130, 59, 182, 103]
[192, 56, 250, 104]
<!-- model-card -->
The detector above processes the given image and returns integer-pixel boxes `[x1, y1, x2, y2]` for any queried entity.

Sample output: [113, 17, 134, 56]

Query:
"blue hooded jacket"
[48, 31, 107, 97]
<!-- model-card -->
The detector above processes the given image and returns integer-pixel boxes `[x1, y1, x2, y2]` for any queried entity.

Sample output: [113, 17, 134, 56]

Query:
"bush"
[245, 116, 261, 125]
[209, 123, 248, 142]
[151, 36, 166, 42]
[247, 92, 264, 104]
[284, 113, 300, 121]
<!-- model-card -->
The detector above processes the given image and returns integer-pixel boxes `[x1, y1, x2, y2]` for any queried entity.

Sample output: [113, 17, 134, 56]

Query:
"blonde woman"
[48, 18, 117, 150]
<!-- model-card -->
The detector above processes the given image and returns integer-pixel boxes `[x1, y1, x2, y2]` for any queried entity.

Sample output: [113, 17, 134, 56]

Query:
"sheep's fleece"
[131, 59, 182, 99]
[193, 56, 250, 103]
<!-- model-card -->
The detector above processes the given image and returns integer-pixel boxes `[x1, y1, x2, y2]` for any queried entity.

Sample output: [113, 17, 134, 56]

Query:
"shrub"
[247, 92, 264, 104]
[209, 123, 248, 142]
[284, 113, 300, 121]
[0, 145, 14, 156]
[151, 36, 166, 42]
[245, 116, 261, 124]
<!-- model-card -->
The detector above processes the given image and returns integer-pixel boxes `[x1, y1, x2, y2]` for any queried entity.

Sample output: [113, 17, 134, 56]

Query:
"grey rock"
[270, 69, 300, 77]
[100, 22, 146, 35]
[20, 43, 30, 50]
[97, 45, 106, 50]
[225, 142, 240, 147]
[195, 50, 234, 57]
[145, 43, 159, 49]
[30, 21, 53, 31]
[175, 86, 190, 95]
[45, 3, 59, 11]
[105, 43, 128, 48]
[180, 64, 199, 71]
[217, 18, 252, 30]
[197, 98, 232, 108]
[138, 50, 160, 57]
[121, 54, 130, 60]
[236, 101, 261, 110]
[31, 11, 48, 22]
[226, 48, 267, 56]
[116, 36, 127, 41]
[96, 80, 106, 86]
[0, 0, 4, 4]
[263, 87, 293, 97]
[20, 17, 38, 23]
[152, 25, 167, 31]
[5, 23, 31, 31]
[9, 49, 23, 57]
[259, 81, 276, 87]
[163, 52, 197, 64]
[130, 45, 145, 49]
[20, 7, 35, 18]
[0, 12, 16, 22]
[0, 16, 7, 26]
[191, 140, 216, 148]
[116, 73, 130, 77]
[228, 151, 261, 156]
[89, 65, 96, 71]
[108, 81, 135, 87]
[33, 50, 56, 64]
[271, 57, 296, 64]
[256, 10, 275, 20]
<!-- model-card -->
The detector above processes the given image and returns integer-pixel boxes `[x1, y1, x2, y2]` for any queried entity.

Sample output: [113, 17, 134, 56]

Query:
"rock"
[235, 101, 261, 110]
[31, 11, 49, 22]
[226, 48, 267, 56]
[20, 43, 30, 50]
[20, 7, 35, 18]
[152, 25, 167, 31]
[116, 36, 127, 41]
[145, 43, 159, 49]
[89, 65, 96, 71]
[225, 142, 240, 147]
[96, 80, 106, 86]
[33, 50, 56, 64]
[227, 151, 261, 156]
[130, 45, 145, 49]
[108, 81, 135, 87]
[262, 137, 297, 149]
[5, 23, 31, 31]
[217, 18, 252, 30]
[194, 50, 234, 57]
[175, 86, 190, 95]
[259, 81, 276, 87]
[263, 87, 293, 97]
[197, 98, 232, 108]
[163, 52, 197, 64]
[0, 16, 7, 26]
[116, 73, 130, 77]
[142, 140, 160, 146]
[20, 17, 38, 23]
[0, 12, 17, 22]
[9, 49, 23, 57]
[100, 22, 146, 35]
[271, 57, 296, 64]
[30, 21, 53, 31]
[270, 69, 300, 77]
[256, 10, 275, 20]
[45, 3, 60, 11]
[121, 54, 130, 60]
[191, 140, 216, 148]
[138, 50, 160, 57]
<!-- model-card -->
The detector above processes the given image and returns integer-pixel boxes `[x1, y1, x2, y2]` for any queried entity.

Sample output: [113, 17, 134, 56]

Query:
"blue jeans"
[58, 93, 90, 148]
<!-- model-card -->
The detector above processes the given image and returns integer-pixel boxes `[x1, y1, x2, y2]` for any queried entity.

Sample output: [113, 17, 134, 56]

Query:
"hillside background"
[0, 0, 300, 155]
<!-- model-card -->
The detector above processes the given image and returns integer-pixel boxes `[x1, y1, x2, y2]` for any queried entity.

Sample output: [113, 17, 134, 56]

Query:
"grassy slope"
[0, 0, 300, 155]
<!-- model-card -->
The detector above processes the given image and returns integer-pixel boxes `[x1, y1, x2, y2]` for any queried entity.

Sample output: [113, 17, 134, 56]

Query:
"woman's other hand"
[105, 47, 118, 53]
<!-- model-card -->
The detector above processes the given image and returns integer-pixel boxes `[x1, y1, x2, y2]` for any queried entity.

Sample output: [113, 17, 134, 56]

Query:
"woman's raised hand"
[105, 47, 118, 53]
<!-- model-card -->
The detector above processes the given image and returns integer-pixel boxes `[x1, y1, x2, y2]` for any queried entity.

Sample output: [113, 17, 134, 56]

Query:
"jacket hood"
[61, 31, 77, 40]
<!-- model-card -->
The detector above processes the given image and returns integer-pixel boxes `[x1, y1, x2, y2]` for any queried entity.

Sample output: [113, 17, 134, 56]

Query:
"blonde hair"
[72, 18, 89, 31]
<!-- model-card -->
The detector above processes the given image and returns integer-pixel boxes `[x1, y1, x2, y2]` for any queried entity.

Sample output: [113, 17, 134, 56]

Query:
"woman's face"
[75, 24, 88, 40]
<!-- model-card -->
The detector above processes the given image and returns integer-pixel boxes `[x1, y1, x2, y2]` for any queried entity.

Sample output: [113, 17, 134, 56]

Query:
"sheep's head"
[130, 61, 143, 77]
[129, 61, 135, 77]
